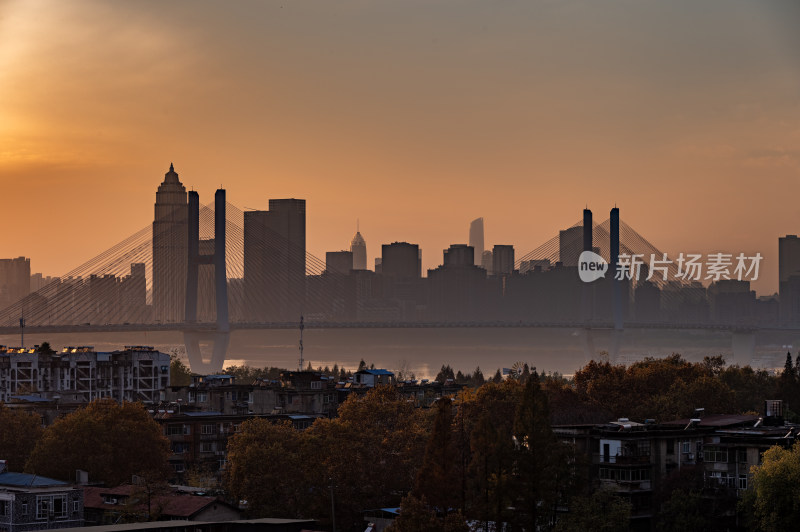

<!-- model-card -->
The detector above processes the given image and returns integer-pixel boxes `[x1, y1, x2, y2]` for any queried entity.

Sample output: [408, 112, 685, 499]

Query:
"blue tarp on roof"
[360, 369, 394, 376]
[10, 395, 50, 403]
[0, 472, 68, 487]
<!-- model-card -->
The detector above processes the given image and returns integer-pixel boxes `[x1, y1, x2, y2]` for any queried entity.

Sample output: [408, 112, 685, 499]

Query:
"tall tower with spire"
[351, 221, 367, 270]
[153, 163, 188, 323]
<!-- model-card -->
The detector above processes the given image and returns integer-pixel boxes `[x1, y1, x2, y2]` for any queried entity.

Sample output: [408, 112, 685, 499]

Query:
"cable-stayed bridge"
[0, 196, 784, 371]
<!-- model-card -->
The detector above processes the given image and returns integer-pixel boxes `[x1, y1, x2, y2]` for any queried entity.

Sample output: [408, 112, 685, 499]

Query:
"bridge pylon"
[184, 188, 230, 373]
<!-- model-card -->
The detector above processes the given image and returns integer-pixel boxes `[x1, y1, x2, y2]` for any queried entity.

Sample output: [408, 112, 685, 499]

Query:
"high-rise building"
[152, 164, 188, 323]
[444, 245, 474, 267]
[779, 235, 800, 324]
[481, 250, 493, 273]
[243, 199, 306, 321]
[559, 226, 583, 267]
[381, 242, 421, 280]
[469, 218, 484, 267]
[0, 257, 30, 311]
[326, 251, 354, 274]
[492, 245, 515, 276]
[351, 229, 367, 270]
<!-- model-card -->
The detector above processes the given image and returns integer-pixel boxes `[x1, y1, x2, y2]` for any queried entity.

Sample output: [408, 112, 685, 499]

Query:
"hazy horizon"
[2, 0, 799, 295]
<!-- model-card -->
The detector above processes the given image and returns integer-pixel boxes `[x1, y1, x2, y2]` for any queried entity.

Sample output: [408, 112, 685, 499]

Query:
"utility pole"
[19, 309, 25, 348]
[329, 477, 336, 532]
[298, 315, 305, 371]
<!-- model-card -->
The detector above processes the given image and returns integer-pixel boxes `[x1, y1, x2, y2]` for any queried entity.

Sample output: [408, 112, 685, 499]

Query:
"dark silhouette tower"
[583, 208, 593, 253]
[610, 207, 622, 330]
[184, 189, 229, 372]
[152, 164, 187, 323]
[582, 208, 593, 322]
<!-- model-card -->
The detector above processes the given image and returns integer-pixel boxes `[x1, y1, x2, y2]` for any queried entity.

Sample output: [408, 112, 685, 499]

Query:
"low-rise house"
[353, 369, 395, 388]
[82, 485, 241, 525]
[0, 461, 84, 531]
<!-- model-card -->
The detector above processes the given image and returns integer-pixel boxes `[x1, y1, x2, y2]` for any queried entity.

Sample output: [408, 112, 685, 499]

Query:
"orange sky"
[1, 0, 798, 295]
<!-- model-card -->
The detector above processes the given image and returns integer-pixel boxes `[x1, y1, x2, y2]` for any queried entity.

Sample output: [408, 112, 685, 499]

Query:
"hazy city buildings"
[381, 243, 421, 280]
[469, 217, 484, 267]
[779, 234, 800, 324]
[492, 245, 515, 277]
[152, 164, 188, 324]
[326, 251, 353, 274]
[0, 257, 30, 311]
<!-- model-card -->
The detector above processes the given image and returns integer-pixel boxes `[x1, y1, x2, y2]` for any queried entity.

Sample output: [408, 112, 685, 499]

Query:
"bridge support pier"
[580, 327, 624, 363]
[184, 330, 230, 374]
[731, 330, 756, 364]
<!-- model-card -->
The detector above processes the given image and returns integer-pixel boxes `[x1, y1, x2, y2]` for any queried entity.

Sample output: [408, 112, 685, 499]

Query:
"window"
[682, 442, 690, 454]
[739, 475, 748, 490]
[22, 503, 27, 516]
[201, 424, 216, 435]
[201, 442, 215, 453]
[198, 392, 207, 403]
[703, 446, 728, 463]
[36, 495, 67, 520]
[311, 381, 322, 390]
[0, 500, 8, 516]
[73, 501, 80, 513]
[167, 424, 189, 436]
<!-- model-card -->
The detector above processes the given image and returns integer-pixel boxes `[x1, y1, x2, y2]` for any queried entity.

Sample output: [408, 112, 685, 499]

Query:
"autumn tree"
[307, 386, 430, 529]
[742, 441, 800, 531]
[414, 397, 459, 512]
[224, 419, 309, 519]
[512, 373, 574, 530]
[387, 494, 468, 532]
[0, 404, 44, 471]
[466, 380, 521, 527]
[25, 399, 170, 485]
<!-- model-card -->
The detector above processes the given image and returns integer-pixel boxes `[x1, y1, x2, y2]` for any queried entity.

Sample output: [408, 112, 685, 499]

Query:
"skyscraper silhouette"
[243, 199, 306, 321]
[469, 218, 484, 267]
[152, 164, 187, 323]
[351, 225, 367, 270]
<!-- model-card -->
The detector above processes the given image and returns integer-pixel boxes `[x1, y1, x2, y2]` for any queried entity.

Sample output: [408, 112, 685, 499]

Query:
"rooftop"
[0, 472, 69, 488]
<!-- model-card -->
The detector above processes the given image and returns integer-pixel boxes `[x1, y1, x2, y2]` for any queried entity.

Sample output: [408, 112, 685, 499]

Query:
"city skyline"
[1, 1, 799, 295]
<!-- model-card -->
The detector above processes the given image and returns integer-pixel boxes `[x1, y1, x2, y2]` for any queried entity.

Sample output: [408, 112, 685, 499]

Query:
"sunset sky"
[1, 0, 798, 295]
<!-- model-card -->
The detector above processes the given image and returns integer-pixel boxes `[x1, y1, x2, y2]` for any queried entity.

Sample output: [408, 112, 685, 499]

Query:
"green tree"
[26, 399, 170, 485]
[743, 441, 800, 531]
[0, 404, 44, 471]
[169, 352, 192, 386]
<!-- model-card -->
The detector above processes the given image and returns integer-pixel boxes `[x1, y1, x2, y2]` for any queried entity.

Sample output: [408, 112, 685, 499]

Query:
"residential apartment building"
[0, 346, 170, 404]
[554, 402, 795, 532]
